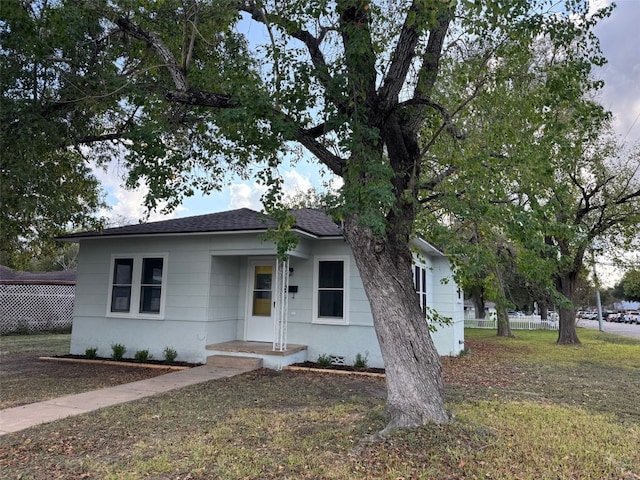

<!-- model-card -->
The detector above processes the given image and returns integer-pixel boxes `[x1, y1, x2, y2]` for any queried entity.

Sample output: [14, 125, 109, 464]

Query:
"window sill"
[106, 313, 164, 320]
[312, 318, 348, 326]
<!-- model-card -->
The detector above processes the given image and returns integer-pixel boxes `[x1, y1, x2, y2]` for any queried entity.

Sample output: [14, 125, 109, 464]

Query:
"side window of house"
[413, 264, 427, 313]
[109, 255, 166, 316]
[315, 258, 347, 323]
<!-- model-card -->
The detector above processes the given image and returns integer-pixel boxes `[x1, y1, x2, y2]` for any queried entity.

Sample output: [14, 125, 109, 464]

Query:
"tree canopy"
[619, 269, 640, 302]
[1, 0, 629, 430]
[0, 1, 112, 267]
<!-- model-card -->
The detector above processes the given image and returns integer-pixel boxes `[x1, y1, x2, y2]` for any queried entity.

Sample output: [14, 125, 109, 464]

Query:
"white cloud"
[227, 169, 316, 210]
[228, 182, 267, 210]
[94, 162, 185, 225]
[282, 169, 313, 195]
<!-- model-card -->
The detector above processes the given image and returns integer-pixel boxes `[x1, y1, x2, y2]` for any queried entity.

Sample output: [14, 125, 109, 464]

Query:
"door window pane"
[252, 266, 272, 316]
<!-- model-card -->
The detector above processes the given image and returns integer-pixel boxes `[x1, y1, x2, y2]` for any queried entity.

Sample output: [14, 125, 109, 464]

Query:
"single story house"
[59, 208, 464, 368]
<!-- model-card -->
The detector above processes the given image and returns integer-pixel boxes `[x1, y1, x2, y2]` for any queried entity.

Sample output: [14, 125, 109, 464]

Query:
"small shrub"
[317, 353, 332, 367]
[85, 347, 98, 359]
[134, 349, 153, 362]
[111, 343, 126, 361]
[163, 346, 178, 364]
[354, 352, 369, 369]
[458, 347, 470, 357]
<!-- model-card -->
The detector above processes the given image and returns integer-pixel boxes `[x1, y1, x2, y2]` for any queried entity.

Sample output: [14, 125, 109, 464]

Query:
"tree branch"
[115, 16, 189, 92]
[296, 127, 346, 176]
[377, 1, 422, 110]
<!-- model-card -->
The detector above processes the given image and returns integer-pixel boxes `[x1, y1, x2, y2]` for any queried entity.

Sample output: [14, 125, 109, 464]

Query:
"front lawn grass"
[0, 334, 171, 409]
[1, 328, 638, 479]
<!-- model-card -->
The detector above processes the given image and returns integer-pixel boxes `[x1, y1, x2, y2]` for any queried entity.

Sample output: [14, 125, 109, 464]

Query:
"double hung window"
[108, 255, 167, 317]
[314, 256, 348, 324]
[414, 264, 428, 313]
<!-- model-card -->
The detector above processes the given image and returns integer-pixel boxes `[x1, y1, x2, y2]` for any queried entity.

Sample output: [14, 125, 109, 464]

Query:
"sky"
[94, 0, 639, 284]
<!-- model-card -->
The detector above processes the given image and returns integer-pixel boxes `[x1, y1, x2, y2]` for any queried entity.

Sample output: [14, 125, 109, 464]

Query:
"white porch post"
[273, 256, 289, 351]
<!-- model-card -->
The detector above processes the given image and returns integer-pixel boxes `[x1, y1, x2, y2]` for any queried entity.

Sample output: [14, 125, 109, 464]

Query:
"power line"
[622, 110, 640, 142]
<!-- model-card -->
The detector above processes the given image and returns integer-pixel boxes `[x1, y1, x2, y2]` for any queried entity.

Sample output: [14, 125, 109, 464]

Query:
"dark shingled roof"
[0, 265, 76, 285]
[59, 208, 343, 240]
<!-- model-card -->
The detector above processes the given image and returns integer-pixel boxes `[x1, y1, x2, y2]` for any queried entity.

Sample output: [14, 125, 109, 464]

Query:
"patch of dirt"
[51, 354, 200, 368]
[290, 361, 386, 374]
[441, 340, 519, 389]
[0, 352, 176, 409]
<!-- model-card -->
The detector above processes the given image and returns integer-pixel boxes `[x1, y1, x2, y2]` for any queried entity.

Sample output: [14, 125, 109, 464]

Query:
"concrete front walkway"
[0, 362, 259, 436]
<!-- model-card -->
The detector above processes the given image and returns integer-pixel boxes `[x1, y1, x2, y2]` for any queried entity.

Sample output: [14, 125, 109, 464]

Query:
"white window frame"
[106, 253, 168, 319]
[312, 255, 349, 325]
[413, 262, 429, 314]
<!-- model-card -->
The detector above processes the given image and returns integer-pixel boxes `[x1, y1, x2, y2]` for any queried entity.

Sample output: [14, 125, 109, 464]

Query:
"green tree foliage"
[620, 269, 640, 301]
[417, 2, 639, 344]
[0, 0, 114, 267]
[1, 0, 623, 430]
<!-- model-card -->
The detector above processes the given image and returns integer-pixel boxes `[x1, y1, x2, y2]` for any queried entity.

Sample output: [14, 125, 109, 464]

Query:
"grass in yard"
[0, 334, 171, 409]
[0, 329, 638, 479]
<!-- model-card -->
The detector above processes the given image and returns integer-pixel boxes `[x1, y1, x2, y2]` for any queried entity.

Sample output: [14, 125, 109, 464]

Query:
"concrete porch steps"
[206, 355, 263, 370]
[205, 341, 308, 370]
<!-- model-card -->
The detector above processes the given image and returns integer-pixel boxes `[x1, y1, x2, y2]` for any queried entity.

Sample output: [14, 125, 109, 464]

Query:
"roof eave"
[58, 228, 344, 242]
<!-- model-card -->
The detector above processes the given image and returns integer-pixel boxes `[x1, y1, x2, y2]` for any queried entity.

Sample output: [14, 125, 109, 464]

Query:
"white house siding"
[71, 236, 213, 363]
[70, 232, 463, 365]
[283, 239, 384, 365]
[207, 256, 242, 343]
[428, 257, 464, 356]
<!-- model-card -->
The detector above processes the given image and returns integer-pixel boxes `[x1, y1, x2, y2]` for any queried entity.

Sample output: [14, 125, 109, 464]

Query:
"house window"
[414, 264, 428, 313]
[313, 257, 348, 324]
[111, 259, 133, 312]
[140, 258, 164, 313]
[108, 255, 167, 317]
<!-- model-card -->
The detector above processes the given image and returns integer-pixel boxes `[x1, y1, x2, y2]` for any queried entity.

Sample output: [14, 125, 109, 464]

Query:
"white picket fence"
[465, 315, 559, 331]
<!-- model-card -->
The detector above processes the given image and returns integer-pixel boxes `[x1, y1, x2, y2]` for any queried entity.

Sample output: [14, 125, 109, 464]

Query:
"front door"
[246, 260, 275, 342]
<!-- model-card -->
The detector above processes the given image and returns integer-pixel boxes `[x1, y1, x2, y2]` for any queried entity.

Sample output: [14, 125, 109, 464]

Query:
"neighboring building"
[0, 266, 76, 334]
[463, 300, 497, 320]
[59, 208, 464, 368]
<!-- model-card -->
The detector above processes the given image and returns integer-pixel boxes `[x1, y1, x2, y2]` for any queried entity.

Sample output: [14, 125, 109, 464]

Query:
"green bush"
[163, 346, 178, 363]
[317, 353, 333, 367]
[353, 352, 369, 369]
[85, 347, 98, 359]
[134, 349, 153, 362]
[111, 343, 126, 361]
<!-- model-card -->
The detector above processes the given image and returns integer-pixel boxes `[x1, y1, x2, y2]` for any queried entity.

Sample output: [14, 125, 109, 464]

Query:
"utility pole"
[592, 253, 604, 332]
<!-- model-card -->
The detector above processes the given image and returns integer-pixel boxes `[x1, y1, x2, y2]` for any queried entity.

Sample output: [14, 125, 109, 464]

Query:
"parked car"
[625, 311, 639, 324]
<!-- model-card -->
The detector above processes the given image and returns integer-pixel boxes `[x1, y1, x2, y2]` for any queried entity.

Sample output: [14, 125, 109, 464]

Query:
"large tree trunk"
[491, 264, 513, 337]
[496, 306, 513, 337]
[556, 272, 581, 344]
[538, 299, 548, 320]
[470, 285, 486, 319]
[343, 216, 449, 432]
